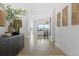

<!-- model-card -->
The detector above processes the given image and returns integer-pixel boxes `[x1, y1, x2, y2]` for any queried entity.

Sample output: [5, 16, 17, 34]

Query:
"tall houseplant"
[0, 3, 27, 34]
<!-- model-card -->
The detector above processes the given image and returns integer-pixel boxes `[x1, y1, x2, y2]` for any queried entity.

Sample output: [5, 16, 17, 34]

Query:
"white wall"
[50, 8, 56, 41]
[54, 3, 79, 56]
[20, 15, 28, 37]
[0, 27, 6, 36]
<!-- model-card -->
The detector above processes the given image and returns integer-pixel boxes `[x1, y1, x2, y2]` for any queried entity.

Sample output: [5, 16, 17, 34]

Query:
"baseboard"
[49, 36, 55, 42]
[55, 42, 71, 56]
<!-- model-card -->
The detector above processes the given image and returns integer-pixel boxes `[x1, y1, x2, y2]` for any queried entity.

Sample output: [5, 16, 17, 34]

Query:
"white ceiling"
[5, 3, 55, 20]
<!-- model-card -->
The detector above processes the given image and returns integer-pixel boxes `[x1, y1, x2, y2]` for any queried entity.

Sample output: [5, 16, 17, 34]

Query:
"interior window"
[43, 24, 49, 30]
[37, 24, 49, 30]
[37, 24, 44, 30]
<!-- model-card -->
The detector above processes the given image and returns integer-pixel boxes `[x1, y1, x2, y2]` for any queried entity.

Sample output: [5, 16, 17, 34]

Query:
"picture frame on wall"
[62, 6, 68, 26]
[72, 3, 79, 25]
[57, 12, 61, 27]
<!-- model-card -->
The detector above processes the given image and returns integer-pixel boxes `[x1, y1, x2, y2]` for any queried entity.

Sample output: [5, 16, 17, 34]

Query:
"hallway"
[18, 31, 65, 56]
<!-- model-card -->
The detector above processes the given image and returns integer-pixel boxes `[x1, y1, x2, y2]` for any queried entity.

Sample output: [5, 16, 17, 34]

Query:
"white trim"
[55, 42, 71, 56]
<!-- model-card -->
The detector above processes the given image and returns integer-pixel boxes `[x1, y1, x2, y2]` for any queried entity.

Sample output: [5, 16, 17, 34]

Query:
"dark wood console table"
[0, 34, 24, 56]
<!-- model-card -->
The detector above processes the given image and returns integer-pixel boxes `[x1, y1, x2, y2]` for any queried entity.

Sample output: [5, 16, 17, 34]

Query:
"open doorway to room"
[37, 24, 49, 39]
[32, 18, 50, 40]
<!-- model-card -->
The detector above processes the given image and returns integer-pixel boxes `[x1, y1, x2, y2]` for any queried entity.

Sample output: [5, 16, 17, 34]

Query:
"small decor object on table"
[13, 19, 22, 35]
[1, 32, 12, 38]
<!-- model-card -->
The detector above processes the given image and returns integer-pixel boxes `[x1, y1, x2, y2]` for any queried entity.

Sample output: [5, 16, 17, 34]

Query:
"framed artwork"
[57, 12, 61, 27]
[0, 9, 6, 26]
[62, 6, 68, 26]
[72, 3, 79, 25]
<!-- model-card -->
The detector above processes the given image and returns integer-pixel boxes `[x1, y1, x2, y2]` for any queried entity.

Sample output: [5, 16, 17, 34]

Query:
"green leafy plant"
[0, 3, 26, 21]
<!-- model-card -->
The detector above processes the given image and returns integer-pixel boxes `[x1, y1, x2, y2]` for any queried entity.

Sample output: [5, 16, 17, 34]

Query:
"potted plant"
[0, 3, 27, 34]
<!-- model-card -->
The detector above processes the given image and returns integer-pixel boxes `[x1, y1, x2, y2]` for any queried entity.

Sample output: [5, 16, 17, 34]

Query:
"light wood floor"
[18, 32, 66, 56]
